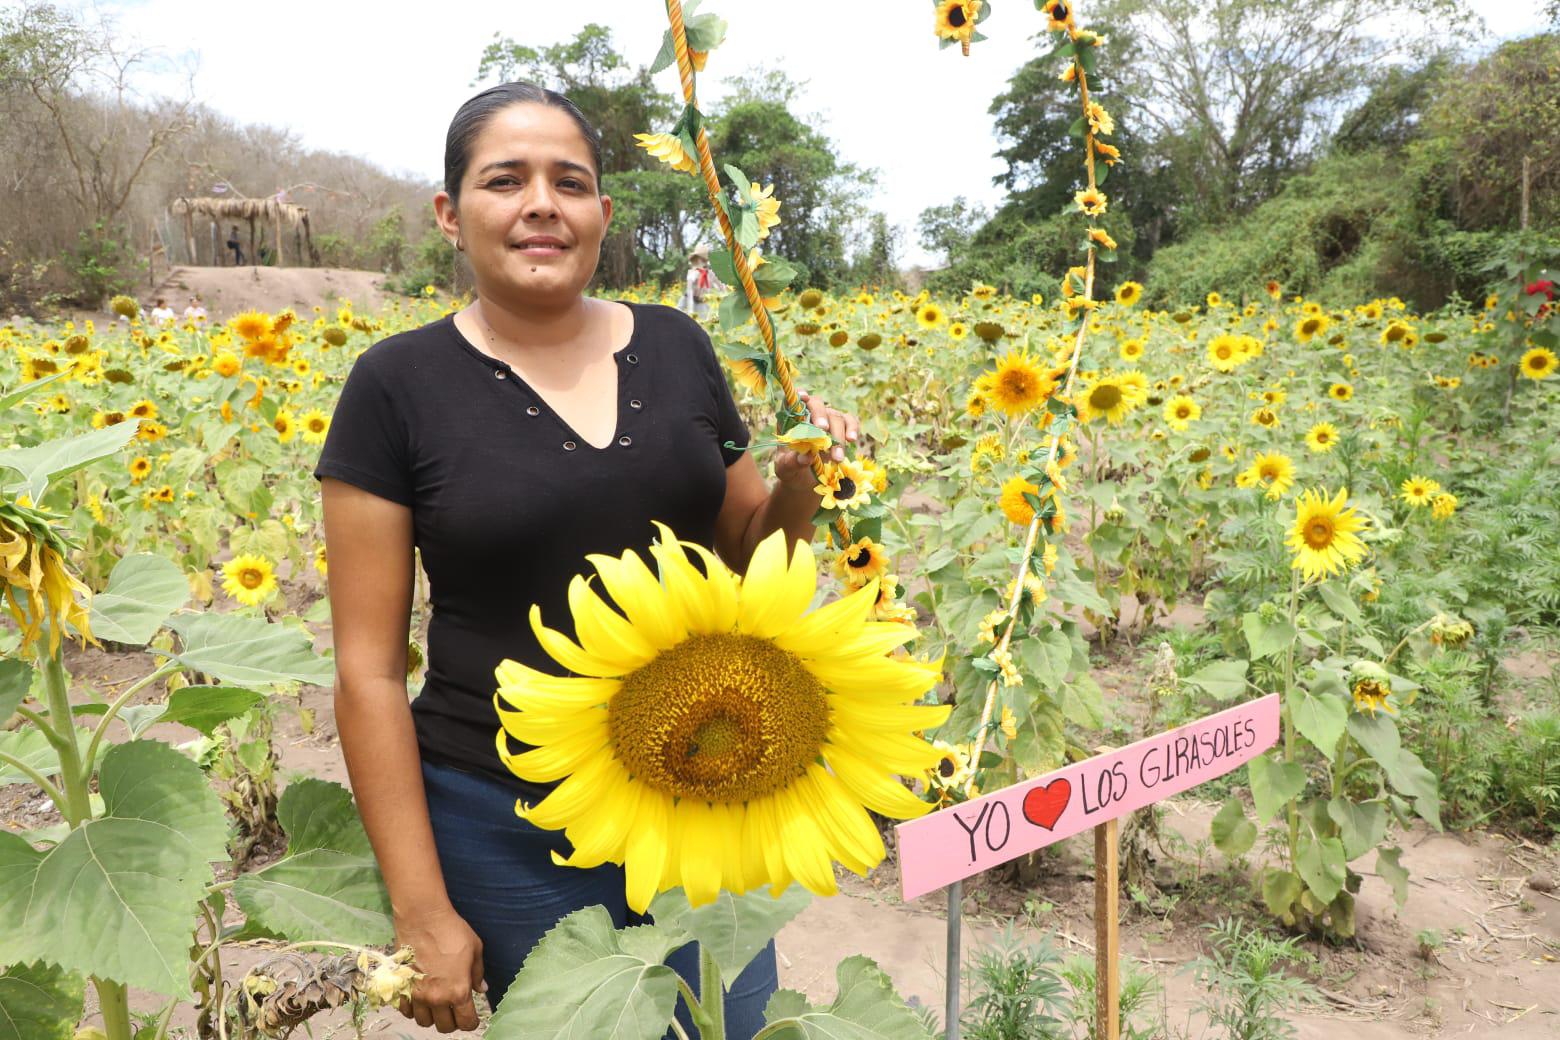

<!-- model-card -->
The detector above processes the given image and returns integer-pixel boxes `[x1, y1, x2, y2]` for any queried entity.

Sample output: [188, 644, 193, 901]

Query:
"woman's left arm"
[714, 392, 859, 571]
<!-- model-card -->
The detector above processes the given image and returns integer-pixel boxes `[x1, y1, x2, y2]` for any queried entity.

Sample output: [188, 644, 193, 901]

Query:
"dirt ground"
[6, 567, 1555, 1039]
[66, 265, 399, 326]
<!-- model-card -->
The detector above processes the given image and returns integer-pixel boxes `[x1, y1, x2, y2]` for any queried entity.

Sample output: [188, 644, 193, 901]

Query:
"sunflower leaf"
[0, 419, 144, 502]
[159, 685, 266, 736]
[1248, 753, 1307, 825]
[166, 612, 334, 687]
[0, 658, 31, 722]
[0, 961, 83, 1040]
[648, 886, 809, 988]
[88, 552, 188, 646]
[0, 740, 229, 999]
[649, 30, 676, 74]
[487, 906, 682, 1040]
[232, 778, 391, 945]
[759, 955, 933, 1039]
[1211, 798, 1257, 858]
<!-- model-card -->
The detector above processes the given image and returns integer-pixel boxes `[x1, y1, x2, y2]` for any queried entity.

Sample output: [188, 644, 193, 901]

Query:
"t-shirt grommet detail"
[562, 440, 577, 451]
[494, 368, 507, 379]
[625, 353, 639, 365]
[526, 405, 540, 416]
[618, 435, 633, 447]
[629, 399, 643, 410]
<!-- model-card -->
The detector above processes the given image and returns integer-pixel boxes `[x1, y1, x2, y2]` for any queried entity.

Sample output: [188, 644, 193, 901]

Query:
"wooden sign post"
[899, 695, 1281, 1040]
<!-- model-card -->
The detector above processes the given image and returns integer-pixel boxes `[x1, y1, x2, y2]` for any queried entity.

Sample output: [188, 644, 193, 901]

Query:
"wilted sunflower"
[1430, 492, 1457, 520]
[1163, 395, 1200, 431]
[1286, 487, 1369, 582]
[1348, 662, 1395, 716]
[1399, 476, 1440, 507]
[1, 501, 96, 657]
[1519, 346, 1557, 380]
[493, 525, 949, 909]
[1250, 406, 1280, 429]
[1305, 422, 1339, 453]
[977, 348, 1060, 418]
[221, 553, 278, 607]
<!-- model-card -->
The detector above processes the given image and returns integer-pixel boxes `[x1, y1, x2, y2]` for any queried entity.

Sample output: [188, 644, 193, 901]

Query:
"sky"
[101, 0, 1552, 268]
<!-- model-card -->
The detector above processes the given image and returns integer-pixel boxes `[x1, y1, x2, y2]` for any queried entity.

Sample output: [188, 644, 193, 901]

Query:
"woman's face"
[435, 103, 611, 309]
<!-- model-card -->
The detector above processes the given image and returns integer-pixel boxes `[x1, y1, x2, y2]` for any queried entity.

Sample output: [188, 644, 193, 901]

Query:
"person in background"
[227, 225, 244, 266]
[183, 295, 208, 323]
[149, 297, 176, 325]
[678, 243, 724, 318]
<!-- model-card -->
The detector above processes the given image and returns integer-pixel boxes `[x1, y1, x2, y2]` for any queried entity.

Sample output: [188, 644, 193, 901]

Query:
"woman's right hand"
[394, 904, 486, 1033]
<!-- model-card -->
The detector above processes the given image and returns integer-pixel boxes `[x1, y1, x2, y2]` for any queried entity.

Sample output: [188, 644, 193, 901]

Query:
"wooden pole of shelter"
[274, 211, 285, 267]
[183, 206, 196, 267]
[210, 221, 218, 266]
[294, 225, 303, 269]
[248, 217, 257, 272]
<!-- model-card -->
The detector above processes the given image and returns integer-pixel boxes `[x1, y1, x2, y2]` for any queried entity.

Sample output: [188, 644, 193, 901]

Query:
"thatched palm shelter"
[169, 196, 319, 268]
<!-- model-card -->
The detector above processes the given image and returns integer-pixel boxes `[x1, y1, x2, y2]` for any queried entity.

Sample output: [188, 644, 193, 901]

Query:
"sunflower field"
[4, 0, 1560, 1035]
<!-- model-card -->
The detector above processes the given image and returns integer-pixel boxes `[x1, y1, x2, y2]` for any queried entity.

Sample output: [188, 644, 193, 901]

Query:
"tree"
[917, 196, 988, 267]
[1093, 0, 1464, 226]
[706, 72, 869, 288]
[0, 2, 193, 237]
[849, 212, 900, 288]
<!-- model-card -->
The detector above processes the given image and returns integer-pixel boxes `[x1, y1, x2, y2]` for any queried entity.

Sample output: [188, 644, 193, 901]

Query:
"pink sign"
[896, 694, 1281, 901]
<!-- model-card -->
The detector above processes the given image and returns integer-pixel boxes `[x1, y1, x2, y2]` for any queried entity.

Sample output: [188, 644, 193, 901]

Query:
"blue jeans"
[421, 759, 779, 1038]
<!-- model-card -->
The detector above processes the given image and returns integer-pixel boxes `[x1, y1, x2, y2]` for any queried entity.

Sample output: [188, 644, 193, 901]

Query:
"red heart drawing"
[1021, 778, 1071, 830]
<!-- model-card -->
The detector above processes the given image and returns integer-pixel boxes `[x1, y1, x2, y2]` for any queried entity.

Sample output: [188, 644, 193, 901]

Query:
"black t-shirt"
[312, 302, 750, 796]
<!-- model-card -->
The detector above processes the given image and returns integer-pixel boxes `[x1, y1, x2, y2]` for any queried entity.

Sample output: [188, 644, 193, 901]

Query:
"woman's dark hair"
[444, 82, 603, 206]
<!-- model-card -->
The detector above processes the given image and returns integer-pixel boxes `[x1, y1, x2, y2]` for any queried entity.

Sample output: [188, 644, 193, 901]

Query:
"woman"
[678, 242, 724, 317]
[313, 82, 858, 1037]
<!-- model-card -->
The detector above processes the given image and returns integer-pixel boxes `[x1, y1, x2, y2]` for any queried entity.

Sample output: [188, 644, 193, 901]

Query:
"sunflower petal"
[800, 765, 883, 874]
[774, 784, 838, 898]
[824, 742, 937, 819]
[496, 700, 606, 746]
[805, 655, 943, 700]
[587, 549, 687, 649]
[676, 800, 723, 908]
[555, 771, 639, 868]
[828, 725, 947, 774]
[499, 715, 610, 782]
[738, 531, 818, 638]
[771, 579, 879, 658]
[568, 575, 658, 672]
[530, 605, 624, 678]
[624, 787, 674, 914]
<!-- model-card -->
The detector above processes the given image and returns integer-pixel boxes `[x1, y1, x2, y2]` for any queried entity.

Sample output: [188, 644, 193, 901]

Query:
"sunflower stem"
[79, 658, 183, 785]
[94, 976, 134, 1040]
[1283, 568, 1300, 871]
[699, 945, 725, 1040]
[41, 625, 92, 827]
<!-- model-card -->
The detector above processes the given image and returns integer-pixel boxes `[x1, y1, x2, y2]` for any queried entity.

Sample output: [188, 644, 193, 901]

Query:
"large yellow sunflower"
[229, 310, 273, 342]
[1206, 334, 1243, 372]
[493, 525, 949, 910]
[916, 302, 947, 329]
[977, 348, 1060, 417]
[1286, 487, 1369, 582]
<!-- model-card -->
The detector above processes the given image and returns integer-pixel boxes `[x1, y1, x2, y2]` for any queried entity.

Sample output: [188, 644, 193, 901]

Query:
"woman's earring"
[455, 237, 465, 252]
